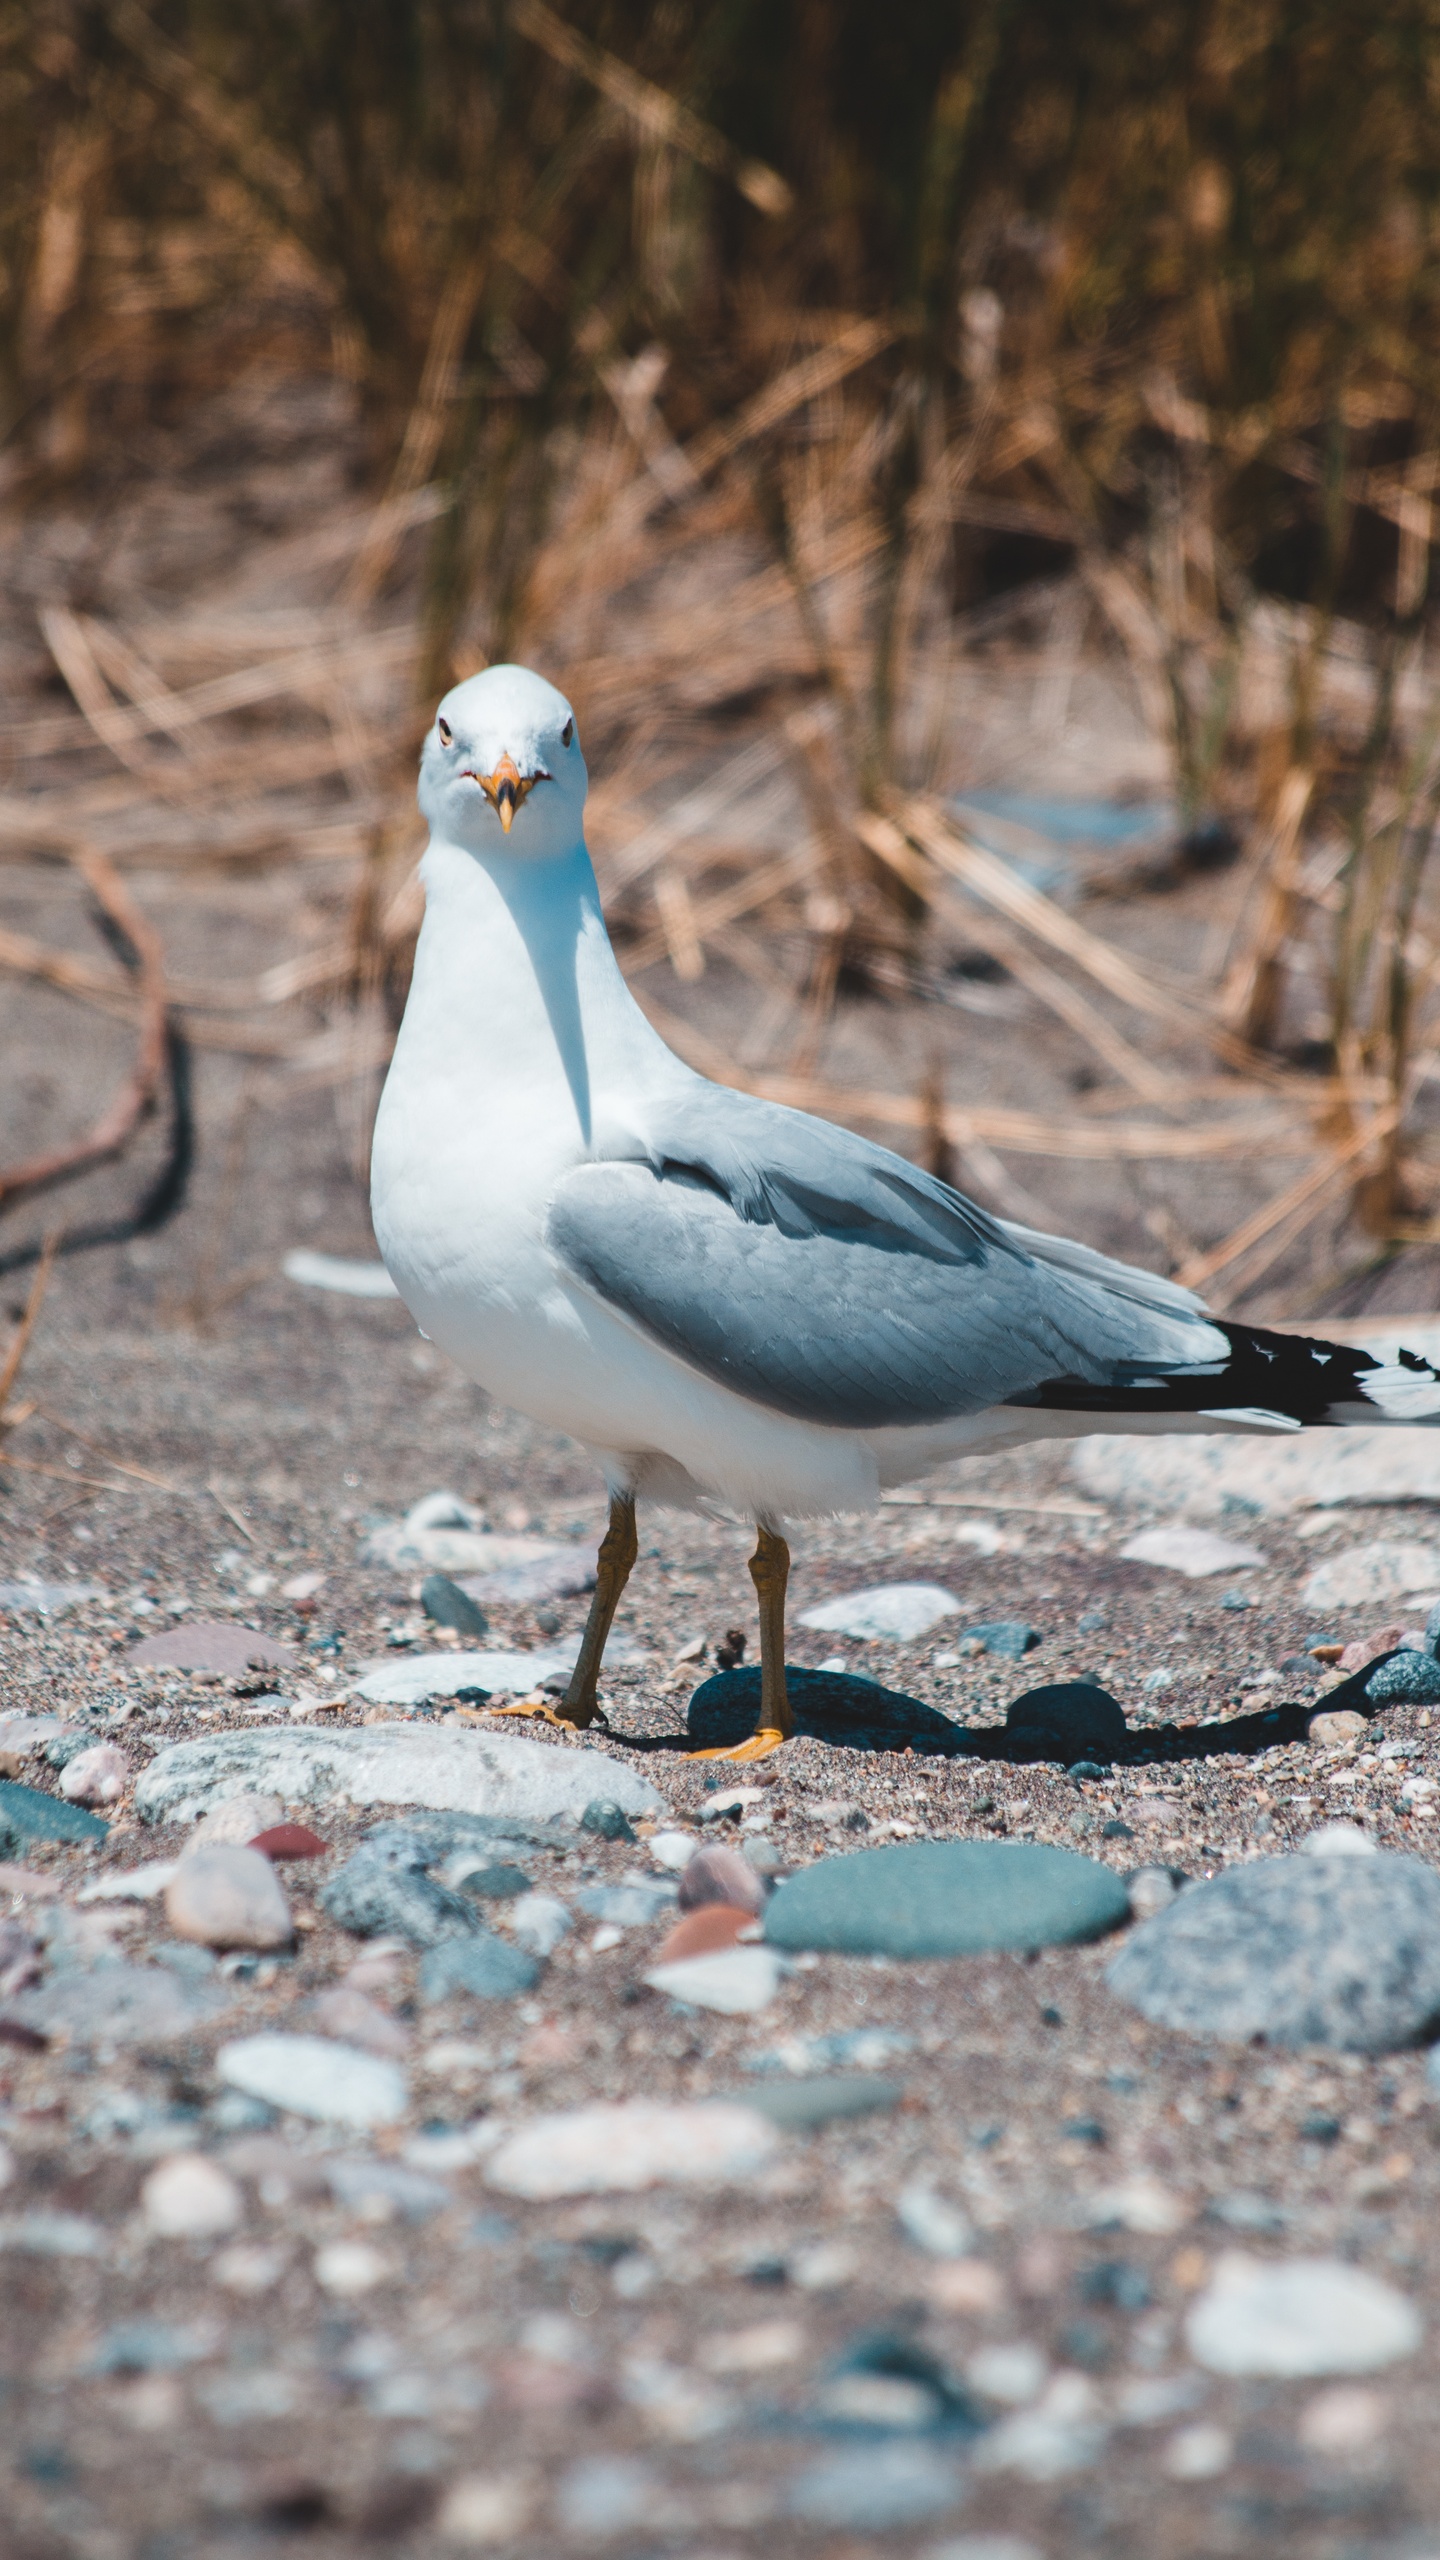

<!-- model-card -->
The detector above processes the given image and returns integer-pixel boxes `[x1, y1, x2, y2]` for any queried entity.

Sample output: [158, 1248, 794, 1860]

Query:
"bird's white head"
[418, 662, 588, 859]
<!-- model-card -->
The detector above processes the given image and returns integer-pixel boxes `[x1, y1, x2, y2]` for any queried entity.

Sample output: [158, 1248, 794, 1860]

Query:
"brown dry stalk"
[1218, 766, 1315, 1043]
[0, 1232, 60, 1429]
[344, 260, 489, 609]
[510, 0, 792, 217]
[1175, 1108, 1398, 1294]
[856, 811, 1186, 1105]
[0, 850, 168, 1215]
[637, 992, 1292, 1159]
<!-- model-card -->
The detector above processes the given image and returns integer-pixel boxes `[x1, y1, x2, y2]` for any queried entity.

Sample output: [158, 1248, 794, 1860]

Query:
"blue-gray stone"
[579, 1799, 637, 1842]
[418, 1931, 539, 2002]
[725, 2074, 902, 2129]
[966, 1620, 1042, 1659]
[786, 2441, 964, 2529]
[577, 1880, 674, 1927]
[1109, 1851, 1440, 2050]
[1367, 1649, 1440, 1705]
[420, 1573, 488, 1638]
[0, 1781, 108, 1852]
[458, 1861, 531, 1901]
[764, 1839, 1130, 1958]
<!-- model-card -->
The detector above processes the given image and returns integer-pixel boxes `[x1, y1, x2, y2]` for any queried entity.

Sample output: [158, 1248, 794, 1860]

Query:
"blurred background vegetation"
[7, 0, 1440, 1299]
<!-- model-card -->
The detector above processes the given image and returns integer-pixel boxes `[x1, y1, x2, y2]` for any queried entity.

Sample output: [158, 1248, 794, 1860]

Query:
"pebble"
[74, 1863, 176, 1904]
[418, 1933, 540, 2002]
[1364, 1649, 1440, 1704]
[457, 1861, 531, 1901]
[647, 1828, 699, 1872]
[1186, 2251, 1422, 2375]
[434, 2473, 535, 2544]
[798, 1583, 963, 1642]
[966, 2343, 1048, 2405]
[765, 1840, 1130, 1958]
[1300, 1540, 1440, 1612]
[1163, 2423, 1233, 2480]
[678, 1843, 766, 1916]
[421, 1573, 489, 1637]
[0, 1780, 108, 1853]
[1120, 1523, 1264, 1578]
[140, 2153, 243, 2239]
[972, 2372, 1107, 2479]
[655, 1904, 756, 1962]
[216, 2033, 408, 2126]
[963, 1620, 1042, 1659]
[1306, 1710, 1371, 1748]
[896, 2184, 974, 2258]
[1300, 1821, 1375, 1857]
[579, 1799, 637, 1842]
[643, 1944, 781, 2014]
[787, 2441, 964, 2530]
[697, 1784, 767, 1822]
[313, 2239, 390, 2297]
[1126, 1867, 1180, 1920]
[249, 1823, 328, 1859]
[485, 2101, 779, 2197]
[164, 1846, 293, 1951]
[0, 1863, 58, 1899]
[1297, 2384, 1388, 2452]
[737, 2073, 901, 2129]
[5, 1958, 225, 2046]
[1109, 1851, 1440, 2049]
[189, 1794, 286, 1848]
[0, 1580, 105, 1615]
[509, 1892, 571, 1957]
[135, 1724, 666, 1826]
[126, 1620, 300, 1674]
[57, 1744, 129, 1806]
[1074, 1426, 1440, 1514]
[460, 1550, 595, 1607]
[577, 1879, 675, 1928]
[555, 2456, 656, 2540]
[307, 1986, 413, 2057]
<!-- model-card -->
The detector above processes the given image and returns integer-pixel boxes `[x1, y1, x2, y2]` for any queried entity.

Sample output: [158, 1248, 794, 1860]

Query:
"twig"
[0, 1232, 59, 1429]
[1176, 1111, 1397, 1293]
[208, 1480, 260, 1545]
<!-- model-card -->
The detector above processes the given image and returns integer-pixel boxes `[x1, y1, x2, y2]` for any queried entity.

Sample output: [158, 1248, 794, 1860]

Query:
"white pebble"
[141, 2153, 243, 2239]
[647, 1829, 699, 1872]
[896, 2183, 973, 2259]
[1186, 2252, 1422, 2376]
[643, 1945, 781, 2015]
[217, 2033, 408, 2127]
[188, 1793, 285, 1849]
[58, 1744, 129, 1806]
[313, 2239, 390, 2296]
[435, 2474, 536, 2545]
[164, 1845, 292, 1951]
[1163, 2423, 1233, 2480]
[486, 2101, 778, 2199]
[1300, 1821, 1376, 1858]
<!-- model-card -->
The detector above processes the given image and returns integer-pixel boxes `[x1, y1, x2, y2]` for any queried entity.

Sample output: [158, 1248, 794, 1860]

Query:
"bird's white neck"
[396, 830, 677, 1153]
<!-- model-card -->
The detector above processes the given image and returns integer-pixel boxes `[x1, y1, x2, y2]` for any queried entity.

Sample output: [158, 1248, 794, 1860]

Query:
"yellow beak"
[473, 749, 541, 833]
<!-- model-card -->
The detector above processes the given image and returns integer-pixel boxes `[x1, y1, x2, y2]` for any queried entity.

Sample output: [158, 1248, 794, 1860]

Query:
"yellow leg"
[485, 1490, 636, 1732]
[688, 1523, 793, 1761]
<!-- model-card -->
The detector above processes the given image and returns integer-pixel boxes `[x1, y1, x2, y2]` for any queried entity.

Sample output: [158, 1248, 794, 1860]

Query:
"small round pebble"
[58, 1744, 129, 1807]
[1186, 2252, 1422, 2375]
[164, 1845, 293, 1951]
[140, 2153, 243, 2239]
[313, 2239, 390, 2296]
[1126, 1866, 1180, 1921]
[189, 1793, 286, 1849]
[1308, 1709, 1370, 1748]
[648, 1829, 699, 1872]
[677, 1842, 766, 1917]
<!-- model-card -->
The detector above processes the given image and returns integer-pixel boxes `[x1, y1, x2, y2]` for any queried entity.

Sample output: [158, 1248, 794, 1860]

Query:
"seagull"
[371, 664, 1440, 1761]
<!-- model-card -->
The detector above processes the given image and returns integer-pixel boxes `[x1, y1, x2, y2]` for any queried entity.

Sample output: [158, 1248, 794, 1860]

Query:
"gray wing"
[546, 1085, 1227, 1431]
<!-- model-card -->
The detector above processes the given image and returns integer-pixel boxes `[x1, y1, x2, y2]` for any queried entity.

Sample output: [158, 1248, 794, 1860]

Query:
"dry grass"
[5, 3, 1440, 1303]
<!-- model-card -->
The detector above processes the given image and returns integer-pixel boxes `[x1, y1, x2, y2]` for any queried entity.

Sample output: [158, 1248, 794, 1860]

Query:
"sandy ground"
[3, 1165, 1440, 2560]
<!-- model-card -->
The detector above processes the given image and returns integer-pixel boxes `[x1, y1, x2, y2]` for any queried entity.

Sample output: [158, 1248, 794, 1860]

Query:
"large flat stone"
[4, 1959, 226, 2048]
[125, 1621, 300, 1674]
[764, 1839, 1130, 1958]
[133, 1723, 666, 1828]
[1108, 1851, 1440, 2050]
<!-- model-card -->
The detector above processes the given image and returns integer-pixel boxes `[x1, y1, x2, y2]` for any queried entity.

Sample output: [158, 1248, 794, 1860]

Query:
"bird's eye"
[437, 716, 453, 746]
[561, 718, 574, 748]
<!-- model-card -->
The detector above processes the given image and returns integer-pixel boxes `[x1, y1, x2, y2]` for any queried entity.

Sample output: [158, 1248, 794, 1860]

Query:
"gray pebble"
[420, 1573, 489, 1638]
[0, 1781, 108, 1854]
[787, 2441, 964, 2530]
[579, 1800, 637, 1843]
[1109, 1851, 1440, 2049]
[1366, 1649, 1440, 1704]
[418, 1932, 540, 2002]
[766, 1840, 1129, 1958]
